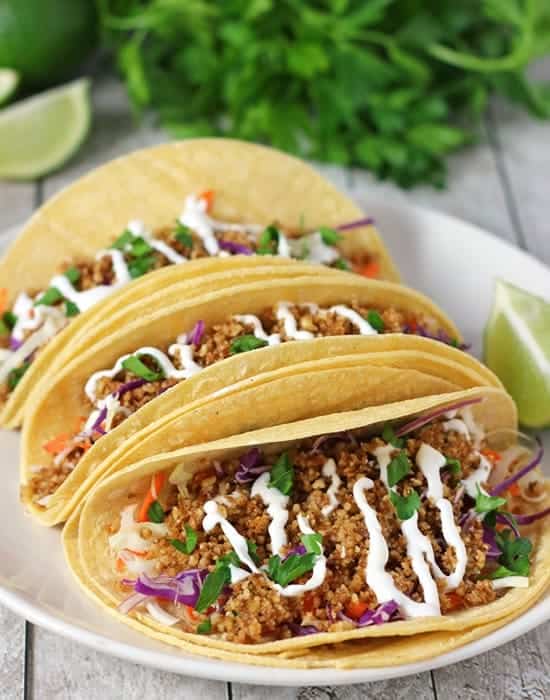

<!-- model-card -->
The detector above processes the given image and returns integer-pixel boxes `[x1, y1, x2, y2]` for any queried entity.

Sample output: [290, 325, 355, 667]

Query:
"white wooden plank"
[490, 57, 550, 264]
[30, 627, 226, 700]
[232, 673, 436, 700]
[345, 124, 516, 244]
[433, 624, 550, 699]
[0, 605, 25, 700]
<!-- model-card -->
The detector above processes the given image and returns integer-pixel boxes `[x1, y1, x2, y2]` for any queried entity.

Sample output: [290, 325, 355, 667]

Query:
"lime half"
[0, 78, 91, 180]
[484, 279, 550, 428]
[0, 69, 19, 106]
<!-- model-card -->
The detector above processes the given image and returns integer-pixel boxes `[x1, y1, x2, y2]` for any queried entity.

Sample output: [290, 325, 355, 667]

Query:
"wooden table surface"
[1, 67, 549, 699]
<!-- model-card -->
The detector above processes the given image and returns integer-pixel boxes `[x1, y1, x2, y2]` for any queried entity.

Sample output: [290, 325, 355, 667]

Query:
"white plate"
[0, 199, 549, 687]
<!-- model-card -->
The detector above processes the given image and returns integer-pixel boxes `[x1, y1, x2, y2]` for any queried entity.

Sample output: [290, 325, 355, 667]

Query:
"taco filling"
[108, 400, 548, 643]
[0, 191, 377, 404]
[27, 301, 462, 508]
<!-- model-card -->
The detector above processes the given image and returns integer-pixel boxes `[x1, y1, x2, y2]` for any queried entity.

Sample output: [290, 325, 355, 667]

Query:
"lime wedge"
[484, 279, 550, 428]
[0, 69, 19, 106]
[0, 78, 91, 180]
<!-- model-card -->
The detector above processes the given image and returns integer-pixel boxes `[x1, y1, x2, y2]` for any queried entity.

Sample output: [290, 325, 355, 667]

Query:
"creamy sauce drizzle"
[328, 306, 376, 335]
[251, 472, 289, 556]
[321, 459, 341, 516]
[232, 315, 281, 345]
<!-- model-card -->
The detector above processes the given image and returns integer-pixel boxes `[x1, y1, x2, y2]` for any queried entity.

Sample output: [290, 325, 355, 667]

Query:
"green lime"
[0, 0, 97, 88]
[0, 78, 91, 180]
[0, 68, 19, 106]
[484, 279, 550, 428]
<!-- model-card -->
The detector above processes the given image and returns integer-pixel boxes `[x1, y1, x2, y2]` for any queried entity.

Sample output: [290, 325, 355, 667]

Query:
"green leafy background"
[98, 0, 550, 187]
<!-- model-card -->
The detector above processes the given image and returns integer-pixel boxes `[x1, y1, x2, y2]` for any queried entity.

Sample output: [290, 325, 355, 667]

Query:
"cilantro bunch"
[98, 0, 550, 187]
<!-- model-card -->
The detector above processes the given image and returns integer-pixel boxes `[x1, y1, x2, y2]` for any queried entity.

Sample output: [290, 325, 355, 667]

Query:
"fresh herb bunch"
[98, 0, 550, 187]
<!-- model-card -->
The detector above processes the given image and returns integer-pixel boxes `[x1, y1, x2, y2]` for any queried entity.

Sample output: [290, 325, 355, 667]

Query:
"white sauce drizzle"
[276, 231, 291, 257]
[442, 418, 470, 438]
[251, 472, 289, 556]
[274, 514, 327, 598]
[321, 459, 341, 516]
[276, 303, 315, 340]
[202, 500, 260, 573]
[328, 306, 377, 335]
[232, 315, 281, 345]
[128, 219, 186, 264]
[462, 453, 492, 499]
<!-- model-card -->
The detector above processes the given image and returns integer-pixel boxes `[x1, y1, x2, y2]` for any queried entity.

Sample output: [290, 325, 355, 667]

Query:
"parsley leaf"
[474, 485, 507, 515]
[170, 524, 198, 555]
[382, 423, 404, 448]
[367, 310, 385, 332]
[318, 226, 341, 246]
[387, 452, 411, 487]
[495, 530, 532, 576]
[390, 490, 421, 520]
[268, 452, 294, 495]
[111, 229, 135, 251]
[229, 334, 269, 354]
[64, 266, 81, 284]
[65, 300, 80, 317]
[130, 236, 153, 258]
[266, 552, 316, 587]
[257, 225, 280, 255]
[195, 566, 230, 613]
[35, 287, 63, 306]
[444, 457, 462, 475]
[174, 223, 193, 248]
[300, 532, 323, 555]
[128, 255, 156, 279]
[147, 500, 165, 523]
[121, 355, 165, 381]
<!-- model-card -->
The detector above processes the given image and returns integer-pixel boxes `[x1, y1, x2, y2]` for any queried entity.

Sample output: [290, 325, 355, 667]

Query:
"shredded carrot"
[185, 605, 200, 622]
[43, 433, 71, 455]
[355, 261, 380, 279]
[136, 472, 167, 523]
[0, 288, 7, 316]
[344, 600, 369, 620]
[507, 482, 521, 497]
[116, 557, 126, 573]
[481, 448, 501, 464]
[445, 591, 464, 611]
[200, 189, 215, 212]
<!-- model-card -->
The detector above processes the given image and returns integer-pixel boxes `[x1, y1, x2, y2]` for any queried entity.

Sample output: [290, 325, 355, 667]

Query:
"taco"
[66, 386, 550, 667]
[21, 273, 477, 524]
[0, 138, 398, 427]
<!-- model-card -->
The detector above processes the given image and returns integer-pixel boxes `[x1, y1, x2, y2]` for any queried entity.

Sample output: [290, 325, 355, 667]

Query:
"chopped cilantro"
[174, 222, 193, 248]
[333, 258, 350, 271]
[318, 226, 342, 246]
[247, 539, 260, 566]
[130, 236, 153, 258]
[217, 551, 241, 568]
[266, 552, 316, 587]
[444, 457, 462, 475]
[268, 452, 294, 495]
[2, 311, 17, 330]
[35, 287, 63, 306]
[229, 334, 268, 354]
[64, 266, 81, 284]
[495, 529, 532, 577]
[387, 452, 411, 487]
[0, 320, 9, 336]
[170, 524, 198, 555]
[474, 485, 507, 515]
[367, 310, 385, 332]
[196, 619, 212, 634]
[257, 225, 280, 255]
[381, 423, 404, 448]
[128, 255, 156, 279]
[7, 362, 30, 391]
[121, 355, 165, 381]
[195, 552, 243, 613]
[65, 300, 80, 317]
[147, 500, 165, 523]
[111, 229, 135, 251]
[300, 532, 323, 555]
[488, 565, 522, 580]
[390, 490, 421, 521]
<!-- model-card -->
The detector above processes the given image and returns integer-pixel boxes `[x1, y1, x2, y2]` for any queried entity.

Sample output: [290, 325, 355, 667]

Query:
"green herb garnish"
[130, 236, 153, 258]
[7, 362, 30, 391]
[229, 334, 268, 354]
[171, 524, 198, 555]
[387, 452, 411, 487]
[333, 258, 350, 271]
[64, 266, 81, 284]
[2, 311, 17, 330]
[268, 452, 294, 495]
[174, 223, 193, 248]
[147, 500, 165, 523]
[247, 539, 260, 566]
[390, 490, 421, 521]
[266, 552, 316, 587]
[128, 255, 156, 279]
[257, 225, 280, 255]
[318, 226, 341, 246]
[35, 287, 63, 306]
[196, 619, 212, 634]
[474, 485, 507, 515]
[300, 532, 323, 555]
[494, 530, 532, 577]
[65, 300, 80, 317]
[367, 310, 385, 332]
[382, 423, 404, 448]
[444, 457, 462, 475]
[111, 229, 135, 251]
[195, 552, 242, 613]
[121, 355, 165, 381]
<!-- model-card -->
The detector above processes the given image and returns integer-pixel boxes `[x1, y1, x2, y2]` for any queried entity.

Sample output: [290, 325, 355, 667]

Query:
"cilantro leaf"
[474, 485, 507, 515]
[147, 500, 165, 523]
[128, 255, 156, 279]
[121, 355, 165, 381]
[367, 310, 385, 332]
[170, 524, 198, 555]
[130, 236, 153, 258]
[318, 226, 342, 246]
[390, 490, 421, 520]
[7, 362, 30, 391]
[387, 452, 411, 487]
[247, 539, 260, 566]
[111, 229, 135, 251]
[2, 311, 17, 330]
[268, 452, 294, 495]
[196, 619, 212, 634]
[195, 565, 230, 613]
[333, 258, 350, 271]
[64, 266, 81, 284]
[65, 300, 80, 317]
[495, 530, 532, 576]
[174, 223, 193, 248]
[229, 334, 269, 354]
[257, 225, 280, 255]
[382, 424, 404, 449]
[300, 532, 323, 555]
[266, 552, 316, 587]
[444, 457, 462, 475]
[35, 287, 63, 307]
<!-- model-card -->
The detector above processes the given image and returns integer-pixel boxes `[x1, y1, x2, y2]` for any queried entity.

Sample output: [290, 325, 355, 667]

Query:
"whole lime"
[0, 0, 98, 88]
